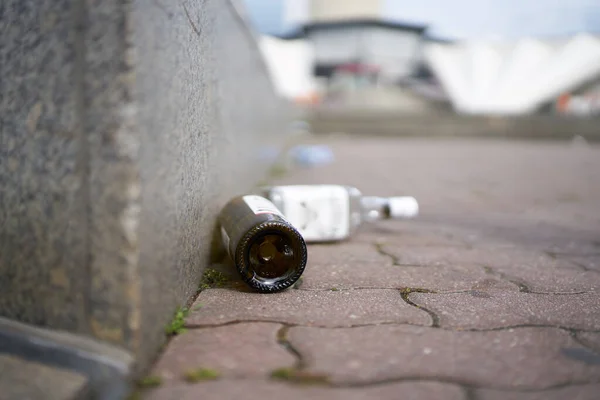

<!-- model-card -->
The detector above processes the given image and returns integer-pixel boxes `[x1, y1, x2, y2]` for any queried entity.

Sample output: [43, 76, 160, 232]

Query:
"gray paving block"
[151, 323, 295, 382]
[379, 243, 571, 270]
[559, 255, 600, 272]
[287, 325, 600, 388]
[409, 290, 600, 330]
[302, 253, 516, 292]
[187, 288, 430, 328]
[575, 332, 600, 352]
[143, 380, 466, 400]
[306, 242, 394, 267]
[475, 384, 600, 400]
[380, 244, 600, 293]
[354, 221, 473, 247]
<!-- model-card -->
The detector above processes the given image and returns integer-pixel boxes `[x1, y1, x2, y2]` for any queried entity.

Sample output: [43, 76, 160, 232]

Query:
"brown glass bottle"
[218, 195, 307, 293]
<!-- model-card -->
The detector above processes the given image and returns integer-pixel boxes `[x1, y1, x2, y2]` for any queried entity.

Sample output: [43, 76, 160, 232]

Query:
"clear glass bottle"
[219, 195, 307, 292]
[261, 185, 418, 243]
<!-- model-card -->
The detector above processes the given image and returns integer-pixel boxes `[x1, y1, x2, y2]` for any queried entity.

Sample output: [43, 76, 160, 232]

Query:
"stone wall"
[0, 0, 290, 370]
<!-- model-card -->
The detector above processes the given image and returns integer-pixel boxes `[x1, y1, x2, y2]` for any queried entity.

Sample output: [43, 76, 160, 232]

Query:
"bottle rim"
[235, 220, 307, 293]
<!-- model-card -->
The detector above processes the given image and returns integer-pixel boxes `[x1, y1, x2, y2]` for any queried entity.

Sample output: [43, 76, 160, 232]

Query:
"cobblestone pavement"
[142, 137, 600, 400]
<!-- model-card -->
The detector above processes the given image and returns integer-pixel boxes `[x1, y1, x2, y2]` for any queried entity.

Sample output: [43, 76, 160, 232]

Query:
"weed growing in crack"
[136, 375, 162, 388]
[126, 391, 141, 400]
[198, 268, 230, 292]
[165, 307, 189, 336]
[270, 367, 329, 385]
[183, 368, 220, 383]
[271, 367, 294, 379]
[399, 287, 435, 296]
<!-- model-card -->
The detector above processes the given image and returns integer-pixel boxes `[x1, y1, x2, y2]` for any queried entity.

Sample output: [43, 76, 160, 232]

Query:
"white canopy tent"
[424, 33, 600, 115]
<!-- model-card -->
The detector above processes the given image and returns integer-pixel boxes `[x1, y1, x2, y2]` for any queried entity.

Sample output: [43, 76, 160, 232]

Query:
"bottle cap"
[388, 196, 419, 219]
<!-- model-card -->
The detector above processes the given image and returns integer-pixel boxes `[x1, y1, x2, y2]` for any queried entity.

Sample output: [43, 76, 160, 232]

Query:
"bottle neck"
[359, 196, 391, 222]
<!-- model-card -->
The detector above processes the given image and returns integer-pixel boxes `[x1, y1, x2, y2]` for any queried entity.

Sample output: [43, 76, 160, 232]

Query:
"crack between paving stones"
[546, 251, 600, 257]
[545, 251, 600, 273]
[185, 320, 600, 334]
[186, 320, 417, 330]
[294, 286, 479, 293]
[569, 329, 600, 353]
[272, 325, 332, 385]
[567, 260, 599, 274]
[399, 288, 441, 328]
[373, 242, 423, 267]
[293, 287, 592, 295]
[482, 265, 531, 293]
[372, 244, 598, 291]
[165, 375, 600, 393]
[276, 325, 305, 369]
[325, 376, 600, 392]
[479, 265, 592, 295]
[463, 386, 478, 400]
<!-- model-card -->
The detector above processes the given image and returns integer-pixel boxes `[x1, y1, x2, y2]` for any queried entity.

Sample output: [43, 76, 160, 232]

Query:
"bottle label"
[269, 185, 350, 242]
[243, 195, 284, 217]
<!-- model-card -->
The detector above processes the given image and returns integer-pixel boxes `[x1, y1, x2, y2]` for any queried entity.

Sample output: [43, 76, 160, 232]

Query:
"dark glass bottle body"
[219, 195, 307, 293]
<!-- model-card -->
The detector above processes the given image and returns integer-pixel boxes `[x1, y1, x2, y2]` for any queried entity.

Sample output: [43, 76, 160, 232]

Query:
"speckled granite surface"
[0, 0, 290, 368]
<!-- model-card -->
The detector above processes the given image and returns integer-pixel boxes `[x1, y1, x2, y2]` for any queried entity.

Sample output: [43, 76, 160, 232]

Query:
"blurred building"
[309, 0, 381, 22]
[249, 1, 600, 116]
[281, 0, 427, 88]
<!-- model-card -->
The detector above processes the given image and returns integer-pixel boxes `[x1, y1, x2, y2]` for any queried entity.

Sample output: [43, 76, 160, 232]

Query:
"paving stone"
[380, 244, 600, 293]
[575, 332, 600, 353]
[0, 354, 89, 400]
[485, 265, 600, 294]
[354, 220, 474, 247]
[559, 255, 600, 272]
[287, 325, 600, 388]
[187, 288, 430, 327]
[409, 290, 600, 330]
[411, 214, 600, 255]
[302, 250, 516, 292]
[545, 243, 600, 258]
[143, 379, 466, 400]
[380, 243, 571, 269]
[151, 323, 295, 382]
[306, 242, 393, 268]
[475, 384, 600, 400]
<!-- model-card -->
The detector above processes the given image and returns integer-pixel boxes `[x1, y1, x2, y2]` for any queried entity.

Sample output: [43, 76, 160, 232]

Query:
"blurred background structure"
[247, 0, 600, 119]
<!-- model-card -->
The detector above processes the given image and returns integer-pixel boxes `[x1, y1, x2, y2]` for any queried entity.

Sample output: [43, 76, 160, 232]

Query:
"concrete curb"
[0, 317, 134, 400]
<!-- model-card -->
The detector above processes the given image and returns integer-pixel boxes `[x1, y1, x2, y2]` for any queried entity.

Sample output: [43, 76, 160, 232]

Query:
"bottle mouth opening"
[238, 224, 307, 291]
[245, 231, 299, 283]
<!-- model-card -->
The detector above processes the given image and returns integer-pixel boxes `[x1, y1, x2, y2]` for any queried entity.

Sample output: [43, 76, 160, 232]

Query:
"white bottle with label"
[261, 185, 419, 243]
